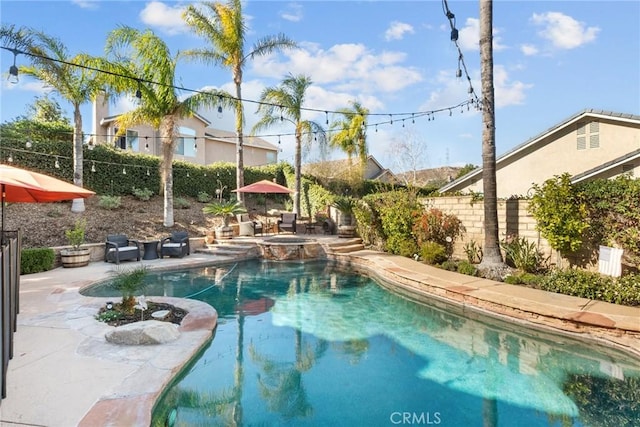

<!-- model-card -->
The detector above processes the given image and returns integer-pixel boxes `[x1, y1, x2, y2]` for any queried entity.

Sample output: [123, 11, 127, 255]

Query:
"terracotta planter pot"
[60, 248, 91, 268]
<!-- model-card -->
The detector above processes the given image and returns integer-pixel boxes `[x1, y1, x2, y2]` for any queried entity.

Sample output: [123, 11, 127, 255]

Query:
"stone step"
[326, 238, 363, 248]
[207, 243, 257, 252]
[330, 244, 366, 253]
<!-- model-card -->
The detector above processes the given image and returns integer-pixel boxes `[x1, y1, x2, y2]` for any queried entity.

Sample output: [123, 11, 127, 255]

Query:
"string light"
[122, 167, 126, 175]
[6, 47, 19, 84]
[54, 157, 60, 168]
[91, 161, 96, 172]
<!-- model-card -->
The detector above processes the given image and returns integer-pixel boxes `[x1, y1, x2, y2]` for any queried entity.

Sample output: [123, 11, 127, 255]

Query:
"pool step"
[325, 238, 365, 254]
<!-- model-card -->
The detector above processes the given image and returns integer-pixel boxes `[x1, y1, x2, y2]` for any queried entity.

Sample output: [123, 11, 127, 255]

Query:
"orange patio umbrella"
[232, 179, 293, 216]
[0, 164, 95, 243]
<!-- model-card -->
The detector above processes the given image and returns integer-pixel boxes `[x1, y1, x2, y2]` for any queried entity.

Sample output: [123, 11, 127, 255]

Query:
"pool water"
[83, 260, 640, 426]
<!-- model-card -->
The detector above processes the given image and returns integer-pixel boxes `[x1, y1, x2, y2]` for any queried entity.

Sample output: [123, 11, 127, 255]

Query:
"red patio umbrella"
[232, 179, 293, 216]
[0, 164, 95, 243]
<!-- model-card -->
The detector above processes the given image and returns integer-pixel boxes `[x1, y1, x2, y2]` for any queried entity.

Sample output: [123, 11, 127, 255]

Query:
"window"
[576, 121, 599, 150]
[113, 128, 138, 151]
[266, 151, 277, 164]
[176, 126, 197, 157]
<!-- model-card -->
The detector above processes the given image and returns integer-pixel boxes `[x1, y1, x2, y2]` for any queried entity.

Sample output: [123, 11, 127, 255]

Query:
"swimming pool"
[83, 260, 640, 426]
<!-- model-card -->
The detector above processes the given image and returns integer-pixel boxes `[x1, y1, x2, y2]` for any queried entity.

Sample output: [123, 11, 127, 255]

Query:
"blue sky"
[1, 0, 639, 172]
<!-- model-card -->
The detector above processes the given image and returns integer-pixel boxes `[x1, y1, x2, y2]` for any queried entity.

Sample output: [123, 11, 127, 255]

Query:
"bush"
[21, 248, 55, 274]
[503, 271, 543, 286]
[420, 241, 448, 265]
[538, 269, 640, 306]
[456, 260, 478, 276]
[439, 260, 458, 271]
[132, 187, 153, 201]
[98, 195, 121, 210]
[463, 240, 483, 264]
[501, 236, 547, 273]
[389, 236, 419, 258]
[412, 208, 464, 256]
[174, 197, 191, 209]
[197, 191, 212, 203]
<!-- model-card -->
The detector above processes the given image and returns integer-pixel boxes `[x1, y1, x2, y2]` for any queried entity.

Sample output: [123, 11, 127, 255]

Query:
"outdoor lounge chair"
[278, 213, 297, 234]
[237, 214, 264, 236]
[105, 234, 141, 264]
[160, 231, 190, 258]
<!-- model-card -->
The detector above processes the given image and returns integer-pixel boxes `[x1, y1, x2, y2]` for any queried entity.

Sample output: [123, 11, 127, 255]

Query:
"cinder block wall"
[421, 196, 557, 263]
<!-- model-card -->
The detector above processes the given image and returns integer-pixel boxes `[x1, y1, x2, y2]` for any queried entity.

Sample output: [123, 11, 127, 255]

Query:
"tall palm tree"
[89, 26, 232, 227]
[329, 100, 369, 176]
[182, 0, 297, 203]
[252, 74, 326, 215]
[479, 0, 503, 267]
[14, 30, 103, 213]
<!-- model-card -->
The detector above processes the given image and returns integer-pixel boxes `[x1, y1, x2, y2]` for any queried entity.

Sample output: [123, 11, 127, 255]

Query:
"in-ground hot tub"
[259, 236, 325, 260]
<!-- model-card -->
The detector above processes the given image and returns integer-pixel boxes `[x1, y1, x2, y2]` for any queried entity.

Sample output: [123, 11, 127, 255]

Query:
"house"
[302, 154, 397, 183]
[91, 96, 279, 167]
[438, 109, 640, 197]
[396, 166, 463, 187]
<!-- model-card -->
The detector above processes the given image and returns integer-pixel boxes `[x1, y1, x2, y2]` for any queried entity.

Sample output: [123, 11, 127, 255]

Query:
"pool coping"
[3, 248, 640, 426]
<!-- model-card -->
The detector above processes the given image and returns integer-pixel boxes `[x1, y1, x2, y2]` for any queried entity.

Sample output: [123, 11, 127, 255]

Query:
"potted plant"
[332, 197, 357, 238]
[202, 200, 247, 240]
[60, 218, 91, 267]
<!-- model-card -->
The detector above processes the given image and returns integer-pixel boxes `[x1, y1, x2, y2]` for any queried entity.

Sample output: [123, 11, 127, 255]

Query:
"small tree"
[64, 218, 86, 250]
[202, 200, 247, 227]
[529, 173, 589, 262]
[110, 266, 148, 314]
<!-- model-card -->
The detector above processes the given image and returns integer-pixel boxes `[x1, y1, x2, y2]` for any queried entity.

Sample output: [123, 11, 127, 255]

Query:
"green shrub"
[537, 269, 640, 306]
[20, 247, 55, 274]
[439, 260, 458, 271]
[456, 260, 478, 276]
[463, 240, 483, 264]
[132, 187, 153, 201]
[197, 191, 212, 203]
[504, 271, 543, 286]
[420, 241, 448, 265]
[174, 197, 191, 209]
[500, 236, 547, 273]
[529, 173, 589, 256]
[98, 195, 121, 210]
[388, 236, 419, 258]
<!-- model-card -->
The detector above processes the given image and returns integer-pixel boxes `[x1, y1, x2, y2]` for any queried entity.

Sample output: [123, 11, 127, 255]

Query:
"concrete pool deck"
[1, 244, 639, 426]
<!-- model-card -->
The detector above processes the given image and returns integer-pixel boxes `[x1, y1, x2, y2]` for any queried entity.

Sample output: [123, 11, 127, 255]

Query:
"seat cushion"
[108, 246, 138, 253]
[162, 242, 186, 248]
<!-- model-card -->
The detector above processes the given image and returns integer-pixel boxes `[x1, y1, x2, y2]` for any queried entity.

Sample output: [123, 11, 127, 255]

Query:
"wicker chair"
[160, 231, 190, 258]
[104, 234, 141, 264]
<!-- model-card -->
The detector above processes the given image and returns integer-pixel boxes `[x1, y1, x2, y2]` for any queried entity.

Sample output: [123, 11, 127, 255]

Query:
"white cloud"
[139, 1, 188, 35]
[385, 21, 415, 41]
[520, 44, 539, 56]
[458, 18, 506, 52]
[531, 12, 599, 50]
[280, 3, 303, 22]
[251, 42, 423, 95]
[493, 65, 533, 107]
[71, 0, 99, 10]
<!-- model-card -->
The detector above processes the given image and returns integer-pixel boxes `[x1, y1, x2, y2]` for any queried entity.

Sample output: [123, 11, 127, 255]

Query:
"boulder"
[105, 320, 180, 345]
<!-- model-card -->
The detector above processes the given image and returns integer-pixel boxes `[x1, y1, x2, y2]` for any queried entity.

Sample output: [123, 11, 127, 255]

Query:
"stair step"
[326, 238, 363, 248]
[330, 244, 366, 253]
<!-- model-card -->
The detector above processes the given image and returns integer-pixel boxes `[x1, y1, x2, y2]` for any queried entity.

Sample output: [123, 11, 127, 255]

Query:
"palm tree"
[252, 74, 326, 215]
[182, 0, 297, 203]
[88, 26, 232, 227]
[12, 30, 103, 213]
[329, 100, 369, 176]
[479, 0, 503, 268]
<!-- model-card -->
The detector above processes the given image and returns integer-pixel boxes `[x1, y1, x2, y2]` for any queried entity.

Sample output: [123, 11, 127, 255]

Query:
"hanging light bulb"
[217, 96, 223, 118]
[389, 115, 393, 125]
[7, 48, 19, 84]
[7, 153, 13, 163]
[325, 111, 329, 125]
[412, 114, 415, 124]
[122, 167, 127, 175]
[54, 157, 60, 169]
[146, 168, 150, 176]
[135, 80, 142, 100]
[91, 162, 96, 172]
[25, 139, 32, 149]
[144, 136, 149, 151]
[186, 171, 190, 177]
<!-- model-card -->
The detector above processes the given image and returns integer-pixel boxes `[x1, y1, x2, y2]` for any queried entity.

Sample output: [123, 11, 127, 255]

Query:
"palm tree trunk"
[234, 72, 245, 203]
[294, 130, 302, 215]
[160, 116, 175, 227]
[70, 103, 85, 213]
[479, 0, 503, 266]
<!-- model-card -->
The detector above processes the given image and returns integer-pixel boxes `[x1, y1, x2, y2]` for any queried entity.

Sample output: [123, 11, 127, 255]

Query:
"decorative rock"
[105, 320, 180, 345]
[151, 310, 170, 320]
